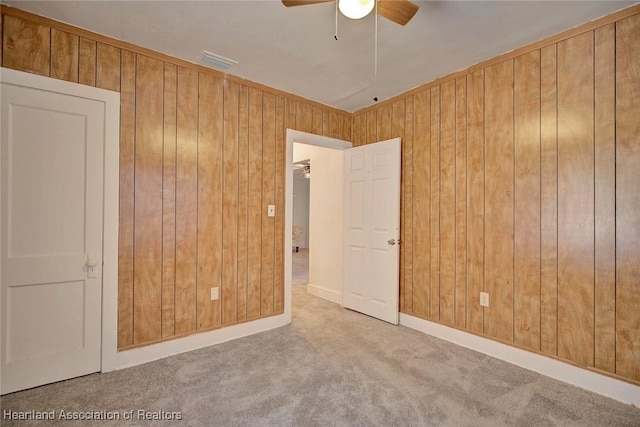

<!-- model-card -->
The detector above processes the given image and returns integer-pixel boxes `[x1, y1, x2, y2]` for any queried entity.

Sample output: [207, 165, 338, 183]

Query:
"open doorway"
[292, 141, 347, 303]
[284, 130, 401, 326]
[284, 130, 352, 316]
[292, 159, 310, 287]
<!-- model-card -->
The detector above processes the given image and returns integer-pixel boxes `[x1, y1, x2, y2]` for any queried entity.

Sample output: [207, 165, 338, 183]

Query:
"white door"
[343, 138, 401, 324]
[1, 74, 105, 394]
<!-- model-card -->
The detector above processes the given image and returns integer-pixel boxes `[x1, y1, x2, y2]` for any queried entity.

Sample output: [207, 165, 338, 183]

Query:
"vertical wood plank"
[237, 85, 250, 321]
[274, 96, 286, 313]
[2, 16, 50, 76]
[78, 37, 96, 87]
[514, 50, 541, 351]
[96, 42, 121, 91]
[329, 111, 340, 139]
[359, 113, 367, 147]
[557, 32, 595, 367]
[162, 63, 177, 338]
[615, 14, 640, 381]
[594, 24, 616, 373]
[342, 114, 352, 141]
[117, 50, 136, 349]
[247, 88, 263, 318]
[286, 98, 296, 130]
[367, 110, 377, 144]
[391, 99, 406, 139]
[484, 60, 514, 342]
[261, 93, 276, 315]
[322, 110, 330, 137]
[352, 114, 363, 147]
[133, 54, 164, 344]
[296, 101, 312, 133]
[454, 77, 467, 328]
[223, 81, 240, 325]
[466, 70, 485, 334]
[439, 81, 456, 325]
[312, 106, 323, 135]
[197, 73, 224, 330]
[174, 66, 199, 335]
[377, 104, 392, 141]
[540, 45, 558, 356]
[51, 29, 78, 82]
[412, 90, 430, 318]
[430, 86, 441, 320]
[402, 97, 414, 313]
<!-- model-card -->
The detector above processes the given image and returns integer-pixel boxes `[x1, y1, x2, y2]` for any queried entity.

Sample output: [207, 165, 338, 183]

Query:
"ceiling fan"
[282, 0, 419, 26]
[293, 161, 311, 178]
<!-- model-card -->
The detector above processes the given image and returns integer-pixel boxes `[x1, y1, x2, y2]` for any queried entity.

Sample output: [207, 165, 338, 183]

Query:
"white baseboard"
[399, 313, 640, 407]
[306, 283, 341, 304]
[115, 313, 290, 370]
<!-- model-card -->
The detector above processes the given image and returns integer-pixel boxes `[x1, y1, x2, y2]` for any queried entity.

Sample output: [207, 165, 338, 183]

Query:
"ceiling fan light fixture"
[338, 0, 374, 20]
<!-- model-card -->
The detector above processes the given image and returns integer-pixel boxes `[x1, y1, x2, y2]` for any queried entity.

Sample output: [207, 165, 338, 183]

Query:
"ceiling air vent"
[199, 51, 238, 71]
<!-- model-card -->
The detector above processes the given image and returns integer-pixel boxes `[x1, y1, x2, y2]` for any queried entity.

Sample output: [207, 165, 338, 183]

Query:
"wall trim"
[306, 283, 341, 304]
[400, 313, 640, 407]
[116, 313, 290, 370]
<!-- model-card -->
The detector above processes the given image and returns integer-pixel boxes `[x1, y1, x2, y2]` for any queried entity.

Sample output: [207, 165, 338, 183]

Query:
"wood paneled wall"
[0, 6, 351, 349]
[353, 8, 640, 384]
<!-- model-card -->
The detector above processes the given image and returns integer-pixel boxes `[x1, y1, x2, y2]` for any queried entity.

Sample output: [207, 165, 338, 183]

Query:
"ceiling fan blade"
[282, 0, 334, 7]
[377, 0, 419, 26]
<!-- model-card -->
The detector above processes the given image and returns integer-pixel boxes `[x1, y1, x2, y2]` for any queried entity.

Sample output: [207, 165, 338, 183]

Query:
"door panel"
[1, 80, 104, 394]
[7, 280, 85, 361]
[343, 138, 401, 324]
[8, 104, 85, 257]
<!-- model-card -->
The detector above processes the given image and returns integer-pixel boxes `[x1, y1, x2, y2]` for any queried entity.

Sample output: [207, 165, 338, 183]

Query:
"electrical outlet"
[210, 287, 219, 301]
[480, 292, 489, 307]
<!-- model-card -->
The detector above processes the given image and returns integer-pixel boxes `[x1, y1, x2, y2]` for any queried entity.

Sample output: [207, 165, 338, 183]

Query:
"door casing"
[285, 130, 351, 311]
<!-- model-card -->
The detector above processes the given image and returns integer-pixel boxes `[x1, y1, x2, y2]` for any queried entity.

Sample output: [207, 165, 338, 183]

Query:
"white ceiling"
[5, 0, 635, 112]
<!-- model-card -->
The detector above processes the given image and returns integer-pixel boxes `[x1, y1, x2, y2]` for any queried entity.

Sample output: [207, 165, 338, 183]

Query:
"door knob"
[87, 258, 98, 268]
[388, 239, 396, 245]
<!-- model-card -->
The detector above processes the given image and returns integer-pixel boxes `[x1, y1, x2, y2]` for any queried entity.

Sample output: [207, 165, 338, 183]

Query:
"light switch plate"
[267, 205, 275, 217]
[211, 287, 219, 301]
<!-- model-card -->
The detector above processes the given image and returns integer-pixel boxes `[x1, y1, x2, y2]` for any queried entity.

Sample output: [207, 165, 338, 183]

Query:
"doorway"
[292, 159, 310, 287]
[284, 130, 401, 325]
[285, 130, 351, 315]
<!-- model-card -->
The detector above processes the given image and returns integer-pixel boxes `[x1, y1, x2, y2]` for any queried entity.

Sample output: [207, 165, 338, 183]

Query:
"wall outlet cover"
[480, 292, 489, 307]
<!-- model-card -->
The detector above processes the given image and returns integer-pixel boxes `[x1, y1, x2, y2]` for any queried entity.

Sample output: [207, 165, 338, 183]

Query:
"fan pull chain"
[373, 0, 378, 102]
[334, 0, 339, 40]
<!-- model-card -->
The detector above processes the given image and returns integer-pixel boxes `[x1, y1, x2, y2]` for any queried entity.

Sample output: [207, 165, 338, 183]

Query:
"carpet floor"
[2, 252, 639, 426]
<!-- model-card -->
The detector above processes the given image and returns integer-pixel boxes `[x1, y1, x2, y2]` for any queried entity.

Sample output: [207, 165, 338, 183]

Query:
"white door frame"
[0, 67, 120, 375]
[285, 130, 351, 312]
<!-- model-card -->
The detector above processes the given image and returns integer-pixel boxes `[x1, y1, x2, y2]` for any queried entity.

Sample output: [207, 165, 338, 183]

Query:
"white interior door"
[1, 75, 105, 394]
[343, 138, 401, 324]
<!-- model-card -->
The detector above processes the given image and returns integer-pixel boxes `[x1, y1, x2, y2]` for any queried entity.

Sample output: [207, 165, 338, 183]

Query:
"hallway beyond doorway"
[292, 249, 309, 286]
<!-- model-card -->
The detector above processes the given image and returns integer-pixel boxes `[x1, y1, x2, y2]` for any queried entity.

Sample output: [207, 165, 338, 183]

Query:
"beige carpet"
[2, 261, 639, 426]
